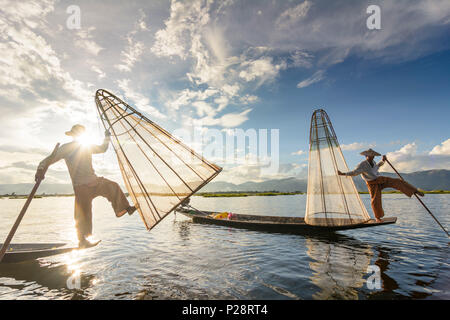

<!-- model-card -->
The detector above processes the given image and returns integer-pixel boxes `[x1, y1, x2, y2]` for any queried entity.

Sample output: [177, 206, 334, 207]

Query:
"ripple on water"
[0, 194, 449, 299]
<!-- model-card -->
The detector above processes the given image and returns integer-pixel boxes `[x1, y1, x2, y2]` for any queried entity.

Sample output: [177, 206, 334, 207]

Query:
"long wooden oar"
[385, 159, 449, 237]
[0, 143, 60, 263]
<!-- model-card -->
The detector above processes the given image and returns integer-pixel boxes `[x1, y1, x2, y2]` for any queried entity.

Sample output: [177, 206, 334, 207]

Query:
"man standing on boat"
[35, 124, 136, 247]
[338, 148, 424, 222]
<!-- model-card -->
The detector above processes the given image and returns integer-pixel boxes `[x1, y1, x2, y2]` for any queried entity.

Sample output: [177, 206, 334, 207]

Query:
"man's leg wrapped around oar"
[95, 177, 132, 217]
[367, 176, 420, 220]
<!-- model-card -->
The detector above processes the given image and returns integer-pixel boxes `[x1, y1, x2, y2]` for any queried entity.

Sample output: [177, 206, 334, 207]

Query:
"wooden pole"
[385, 159, 449, 237]
[0, 143, 60, 262]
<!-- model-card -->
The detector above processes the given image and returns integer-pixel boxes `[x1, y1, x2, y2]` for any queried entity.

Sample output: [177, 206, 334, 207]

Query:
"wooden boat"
[176, 207, 397, 235]
[0, 242, 100, 263]
[176, 109, 399, 235]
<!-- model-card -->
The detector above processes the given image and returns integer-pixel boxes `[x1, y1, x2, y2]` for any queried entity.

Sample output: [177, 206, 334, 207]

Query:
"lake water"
[0, 194, 448, 300]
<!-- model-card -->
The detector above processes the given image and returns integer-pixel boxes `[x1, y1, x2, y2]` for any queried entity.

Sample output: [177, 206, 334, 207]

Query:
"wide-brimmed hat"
[65, 124, 86, 137]
[360, 148, 381, 157]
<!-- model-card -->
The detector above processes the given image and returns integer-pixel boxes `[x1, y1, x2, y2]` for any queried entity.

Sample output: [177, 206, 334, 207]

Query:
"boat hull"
[0, 242, 100, 263]
[176, 208, 397, 234]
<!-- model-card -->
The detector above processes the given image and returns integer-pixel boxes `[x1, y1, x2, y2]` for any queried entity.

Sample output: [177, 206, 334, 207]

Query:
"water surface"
[0, 194, 448, 299]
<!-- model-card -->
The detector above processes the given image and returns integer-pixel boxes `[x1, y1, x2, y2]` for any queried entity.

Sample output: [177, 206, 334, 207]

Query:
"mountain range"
[0, 170, 449, 195]
[203, 169, 450, 192]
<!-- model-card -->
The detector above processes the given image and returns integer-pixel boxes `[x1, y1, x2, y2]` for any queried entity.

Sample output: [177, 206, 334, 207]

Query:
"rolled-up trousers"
[73, 177, 129, 241]
[366, 176, 418, 219]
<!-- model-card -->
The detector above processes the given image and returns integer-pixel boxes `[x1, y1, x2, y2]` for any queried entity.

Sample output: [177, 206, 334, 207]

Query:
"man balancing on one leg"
[338, 148, 424, 223]
[35, 124, 136, 247]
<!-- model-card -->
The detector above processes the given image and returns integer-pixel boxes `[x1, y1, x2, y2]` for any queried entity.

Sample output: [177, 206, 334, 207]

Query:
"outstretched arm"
[91, 130, 111, 154]
[35, 146, 66, 181]
[337, 163, 365, 177]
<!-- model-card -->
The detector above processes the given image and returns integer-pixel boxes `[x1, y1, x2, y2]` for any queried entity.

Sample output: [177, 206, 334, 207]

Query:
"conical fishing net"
[305, 109, 370, 226]
[95, 89, 222, 230]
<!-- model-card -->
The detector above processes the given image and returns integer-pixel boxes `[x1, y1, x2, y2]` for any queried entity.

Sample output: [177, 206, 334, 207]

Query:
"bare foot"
[415, 190, 425, 197]
[79, 237, 95, 248]
[376, 218, 384, 223]
[78, 240, 90, 248]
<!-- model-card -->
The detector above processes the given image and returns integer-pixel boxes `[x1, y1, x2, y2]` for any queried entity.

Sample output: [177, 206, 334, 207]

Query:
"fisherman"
[35, 124, 136, 247]
[337, 148, 424, 222]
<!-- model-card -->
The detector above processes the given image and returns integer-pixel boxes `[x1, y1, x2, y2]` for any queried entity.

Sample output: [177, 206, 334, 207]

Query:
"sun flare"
[75, 133, 92, 146]
[75, 131, 103, 146]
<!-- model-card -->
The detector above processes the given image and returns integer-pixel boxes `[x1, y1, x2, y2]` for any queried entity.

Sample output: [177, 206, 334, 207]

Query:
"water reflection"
[0, 195, 448, 299]
[370, 247, 400, 298]
[367, 245, 436, 300]
[0, 253, 97, 299]
[306, 234, 373, 299]
[173, 218, 192, 242]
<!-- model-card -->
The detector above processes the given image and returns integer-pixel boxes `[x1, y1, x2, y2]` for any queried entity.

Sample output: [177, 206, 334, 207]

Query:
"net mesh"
[305, 109, 370, 226]
[95, 89, 222, 230]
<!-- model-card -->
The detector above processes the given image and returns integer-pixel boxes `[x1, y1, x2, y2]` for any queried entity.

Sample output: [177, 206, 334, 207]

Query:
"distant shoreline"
[199, 190, 450, 197]
[1, 190, 449, 199]
[198, 192, 304, 197]
[358, 190, 450, 195]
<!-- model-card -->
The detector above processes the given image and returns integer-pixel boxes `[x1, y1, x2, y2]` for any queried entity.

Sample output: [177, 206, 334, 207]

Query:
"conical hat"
[65, 124, 85, 137]
[360, 148, 381, 157]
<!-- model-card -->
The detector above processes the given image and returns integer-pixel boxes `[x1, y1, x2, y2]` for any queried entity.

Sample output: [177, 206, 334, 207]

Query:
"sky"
[0, 0, 449, 186]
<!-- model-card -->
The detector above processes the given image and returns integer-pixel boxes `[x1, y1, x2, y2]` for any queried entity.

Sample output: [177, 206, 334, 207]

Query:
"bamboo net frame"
[95, 89, 222, 230]
[305, 109, 370, 227]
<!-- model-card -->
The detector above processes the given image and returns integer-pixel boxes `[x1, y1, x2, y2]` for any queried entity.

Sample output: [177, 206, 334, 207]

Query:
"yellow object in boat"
[212, 212, 229, 219]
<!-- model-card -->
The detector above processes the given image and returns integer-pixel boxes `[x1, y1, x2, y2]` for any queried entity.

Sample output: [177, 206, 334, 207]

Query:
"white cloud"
[74, 27, 103, 56]
[192, 101, 216, 117]
[214, 95, 229, 112]
[151, 0, 260, 127]
[276, 0, 312, 29]
[117, 79, 166, 119]
[151, 0, 211, 59]
[219, 109, 252, 127]
[292, 149, 305, 156]
[92, 66, 106, 79]
[186, 26, 239, 86]
[216, 161, 307, 184]
[115, 39, 145, 72]
[167, 88, 218, 111]
[289, 50, 314, 68]
[341, 142, 375, 151]
[1, 0, 449, 185]
[384, 143, 420, 172]
[149, 0, 450, 133]
[222, 84, 240, 97]
[383, 141, 450, 173]
[246, 0, 450, 68]
[0, 0, 94, 145]
[240, 94, 258, 105]
[239, 57, 286, 85]
[429, 138, 450, 155]
[297, 70, 325, 88]
[194, 109, 252, 128]
[0, 0, 55, 27]
[115, 10, 148, 72]
[165, 78, 256, 128]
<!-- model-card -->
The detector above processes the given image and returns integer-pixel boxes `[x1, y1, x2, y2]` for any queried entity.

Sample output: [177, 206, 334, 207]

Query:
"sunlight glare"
[75, 131, 103, 146]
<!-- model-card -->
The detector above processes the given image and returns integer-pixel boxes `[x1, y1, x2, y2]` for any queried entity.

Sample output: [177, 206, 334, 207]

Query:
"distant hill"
[390, 169, 450, 191]
[202, 169, 450, 193]
[202, 177, 307, 193]
[0, 170, 449, 195]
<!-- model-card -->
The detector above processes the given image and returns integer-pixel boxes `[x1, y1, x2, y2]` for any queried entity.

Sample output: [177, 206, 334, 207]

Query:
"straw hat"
[360, 148, 381, 157]
[65, 124, 85, 137]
